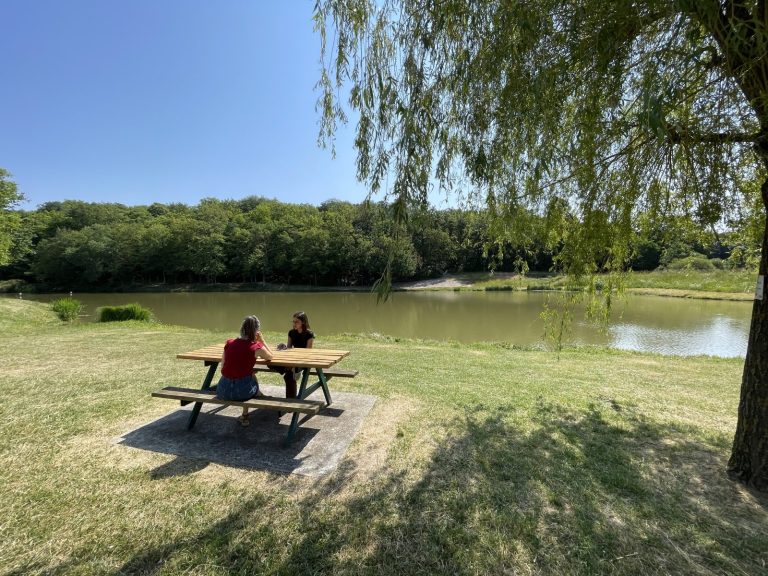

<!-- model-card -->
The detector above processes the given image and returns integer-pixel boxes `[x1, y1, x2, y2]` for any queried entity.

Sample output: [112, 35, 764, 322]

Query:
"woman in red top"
[217, 315, 273, 401]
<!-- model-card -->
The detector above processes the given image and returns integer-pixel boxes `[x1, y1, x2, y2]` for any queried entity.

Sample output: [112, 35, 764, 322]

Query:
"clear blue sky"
[0, 1, 373, 209]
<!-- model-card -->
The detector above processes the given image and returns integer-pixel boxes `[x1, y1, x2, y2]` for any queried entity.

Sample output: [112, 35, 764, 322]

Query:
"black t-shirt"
[288, 328, 315, 348]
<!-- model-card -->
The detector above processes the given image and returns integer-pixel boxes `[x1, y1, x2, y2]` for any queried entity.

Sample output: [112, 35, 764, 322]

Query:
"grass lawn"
[624, 269, 756, 298]
[1, 299, 766, 575]
[468, 269, 756, 301]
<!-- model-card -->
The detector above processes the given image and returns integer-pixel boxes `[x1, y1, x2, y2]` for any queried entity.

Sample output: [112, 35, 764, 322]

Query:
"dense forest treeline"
[0, 197, 759, 289]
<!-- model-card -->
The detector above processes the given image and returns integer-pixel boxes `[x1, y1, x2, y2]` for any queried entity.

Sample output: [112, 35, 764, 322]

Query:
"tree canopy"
[0, 169, 24, 266]
[316, 0, 763, 272]
[2, 196, 745, 289]
[314, 1, 768, 489]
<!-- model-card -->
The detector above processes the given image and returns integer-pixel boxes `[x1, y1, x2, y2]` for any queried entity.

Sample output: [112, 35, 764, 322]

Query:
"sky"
[0, 1, 377, 209]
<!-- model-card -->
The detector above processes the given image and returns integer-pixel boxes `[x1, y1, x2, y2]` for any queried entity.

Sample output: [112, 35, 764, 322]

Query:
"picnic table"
[152, 345, 355, 444]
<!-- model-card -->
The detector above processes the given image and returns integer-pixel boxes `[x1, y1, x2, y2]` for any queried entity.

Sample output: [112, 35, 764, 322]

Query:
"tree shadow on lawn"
[28, 400, 768, 576]
[278, 401, 767, 575]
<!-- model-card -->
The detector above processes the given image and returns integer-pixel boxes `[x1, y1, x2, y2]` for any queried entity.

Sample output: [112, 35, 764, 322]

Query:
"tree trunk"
[727, 175, 768, 491]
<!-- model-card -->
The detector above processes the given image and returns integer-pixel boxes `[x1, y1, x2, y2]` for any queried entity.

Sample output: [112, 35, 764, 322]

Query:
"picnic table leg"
[296, 369, 333, 406]
[317, 368, 332, 406]
[296, 368, 310, 398]
[285, 414, 299, 446]
[285, 369, 311, 445]
[188, 361, 218, 430]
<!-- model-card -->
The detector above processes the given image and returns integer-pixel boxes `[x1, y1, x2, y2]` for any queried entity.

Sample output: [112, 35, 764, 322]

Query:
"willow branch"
[667, 127, 763, 144]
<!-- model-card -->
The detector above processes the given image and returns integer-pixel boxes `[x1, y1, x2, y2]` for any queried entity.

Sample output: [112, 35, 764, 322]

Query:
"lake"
[16, 290, 752, 358]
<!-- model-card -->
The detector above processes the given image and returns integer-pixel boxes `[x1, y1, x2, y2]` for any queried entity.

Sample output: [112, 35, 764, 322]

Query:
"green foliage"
[726, 174, 765, 270]
[0, 169, 22, 210]
[314, 2, 768, 485]
[540, 293, 576, 355]
[659, 242, 695, 268]
[315, 1, 768, 289]
[50, 297, 83, 322]
[0, 169, 24, 267]
[0, 196, 754, 290]
[629, 236, 662, 270]
[97, 303, 153, 322]
[665, 255, 726, 272]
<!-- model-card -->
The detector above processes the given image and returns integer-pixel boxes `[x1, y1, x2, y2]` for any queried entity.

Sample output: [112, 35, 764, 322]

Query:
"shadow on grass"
[149, 455, 209, 479]
[29, 401, 768, 575]
[277, 401, 767, 575]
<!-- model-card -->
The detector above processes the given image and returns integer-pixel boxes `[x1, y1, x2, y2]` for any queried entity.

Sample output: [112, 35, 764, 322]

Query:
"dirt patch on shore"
[395, 272, 519, 290]
[394, 277, 473, 289]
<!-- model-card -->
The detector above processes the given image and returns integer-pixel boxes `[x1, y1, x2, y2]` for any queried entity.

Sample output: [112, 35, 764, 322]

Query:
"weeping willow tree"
[315, 0, 768, 490]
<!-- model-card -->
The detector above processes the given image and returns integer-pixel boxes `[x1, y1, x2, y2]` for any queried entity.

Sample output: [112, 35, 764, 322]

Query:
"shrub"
[97, 303, 153, 322]
[665, 254, 716, 271]
[709, 257, 726, 270]
[51, 297, 83, 322]
[659, 241, 694, 267]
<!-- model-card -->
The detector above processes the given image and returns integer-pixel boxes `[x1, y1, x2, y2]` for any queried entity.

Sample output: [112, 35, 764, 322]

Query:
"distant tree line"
[0, 196, 759, 289]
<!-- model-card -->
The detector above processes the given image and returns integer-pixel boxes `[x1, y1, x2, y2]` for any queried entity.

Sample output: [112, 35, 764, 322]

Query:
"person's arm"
[286, 334, 294, 349]
[254, 331, 274, 361]
[306, 337, 314, 349]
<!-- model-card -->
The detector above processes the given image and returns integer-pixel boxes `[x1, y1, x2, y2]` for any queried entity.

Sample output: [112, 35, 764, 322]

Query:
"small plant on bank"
[50, 297, 83, 322]
[97, 303, 153, 322]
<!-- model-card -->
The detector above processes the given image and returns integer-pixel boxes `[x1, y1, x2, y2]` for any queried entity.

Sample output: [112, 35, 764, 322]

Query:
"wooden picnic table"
[177, 344, 350, 368]
[170, 344, 352, 443]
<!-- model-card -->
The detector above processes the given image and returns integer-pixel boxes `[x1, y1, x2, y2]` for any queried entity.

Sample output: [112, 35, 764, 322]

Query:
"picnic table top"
[177, 344, 350, 369]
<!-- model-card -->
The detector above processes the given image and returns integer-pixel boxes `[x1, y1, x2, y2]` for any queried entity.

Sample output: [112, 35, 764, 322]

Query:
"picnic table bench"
[152, 345, 355, 445]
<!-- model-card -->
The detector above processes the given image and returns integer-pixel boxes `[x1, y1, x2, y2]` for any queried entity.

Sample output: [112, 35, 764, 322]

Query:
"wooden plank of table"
[256, 358, 340, 368]
[176, 353, 222, 361]
[177, 346, 347, 357]
[152, 387, 324, 414]
[252, 365, 358, 377]
[267, 351, 349, 360]
[177, 347, 348, 360]
[182, 345, 349, 355]
[177, 346, 350, 368]
[265, 352, 346, 361]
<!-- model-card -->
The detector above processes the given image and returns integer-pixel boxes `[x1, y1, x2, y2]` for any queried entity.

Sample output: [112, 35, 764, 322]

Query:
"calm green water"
[17, 291, 752, 357]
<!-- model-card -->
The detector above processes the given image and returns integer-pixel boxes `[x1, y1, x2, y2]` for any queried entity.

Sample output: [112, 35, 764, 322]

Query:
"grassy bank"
[469, 269, 755, 300]
[3, 268, 757, 301]
[0, 279, 372, 294]
[624, 269, 755, 299]
[1, 300, 766, 575]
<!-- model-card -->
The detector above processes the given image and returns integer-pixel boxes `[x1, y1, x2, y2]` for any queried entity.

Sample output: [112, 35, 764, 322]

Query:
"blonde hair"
[240, 315, 260, 341]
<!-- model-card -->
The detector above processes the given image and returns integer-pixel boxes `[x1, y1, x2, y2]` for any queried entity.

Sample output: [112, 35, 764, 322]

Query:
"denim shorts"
[216, 374, 259, 401]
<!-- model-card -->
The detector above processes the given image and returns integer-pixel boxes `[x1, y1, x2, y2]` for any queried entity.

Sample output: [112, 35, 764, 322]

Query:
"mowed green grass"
[625, 269, 756, 296]
[470, 269, 756, 300]
[0, 299, 766, 575]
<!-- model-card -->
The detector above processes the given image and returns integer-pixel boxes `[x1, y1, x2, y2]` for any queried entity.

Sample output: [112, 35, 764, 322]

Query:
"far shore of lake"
[1, 269, 756, 302]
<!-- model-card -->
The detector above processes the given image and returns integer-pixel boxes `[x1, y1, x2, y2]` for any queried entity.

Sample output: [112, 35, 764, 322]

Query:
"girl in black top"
[278, 311, 315, 398]
[288, 311, 314, 350]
